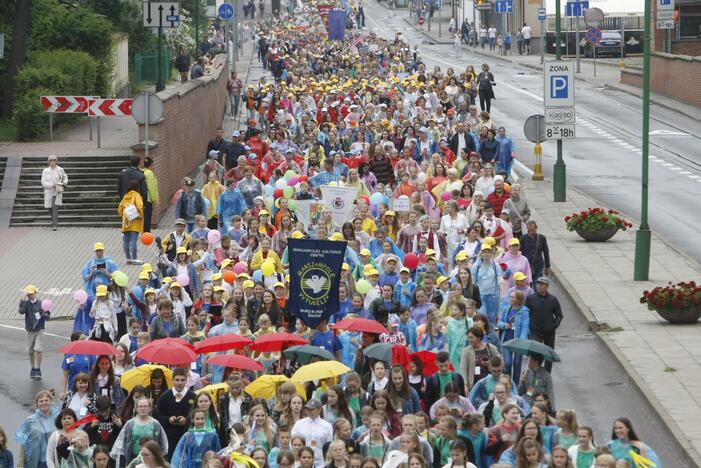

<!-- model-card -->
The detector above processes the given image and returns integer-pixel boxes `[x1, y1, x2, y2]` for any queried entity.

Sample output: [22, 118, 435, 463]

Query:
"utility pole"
[634, 0, 651, 280]
[195, 0, 200, 56]
[552, 0, 566, 201]
[157, 26, 165, 92]
[540, 0, 545, 64]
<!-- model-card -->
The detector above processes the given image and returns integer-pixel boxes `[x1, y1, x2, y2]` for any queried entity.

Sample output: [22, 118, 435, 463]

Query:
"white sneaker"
[131, 259, 144, 265]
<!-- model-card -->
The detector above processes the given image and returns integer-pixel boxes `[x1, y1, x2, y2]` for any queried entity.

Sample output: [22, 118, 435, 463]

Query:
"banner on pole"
[320, 185, 358, 228]
[288, 238, 346, 328]
[327, 10, 348, 41]
[293, 200, 326, 230]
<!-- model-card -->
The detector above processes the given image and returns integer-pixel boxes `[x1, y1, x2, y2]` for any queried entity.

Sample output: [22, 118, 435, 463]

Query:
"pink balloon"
[41, 299, 53, 312]
[287, 176, 298, 187]
[73, 290, 88, 305]
[234, 262, 248, 274]
[176, 273, 190, 287]
[207, 229, 221, 244]
[441, 192, 452, 202]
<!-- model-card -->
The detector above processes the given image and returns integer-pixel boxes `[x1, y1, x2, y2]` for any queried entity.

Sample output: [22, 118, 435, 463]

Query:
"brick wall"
[132, 55, 227, 222]
[620, 52, 701, 108]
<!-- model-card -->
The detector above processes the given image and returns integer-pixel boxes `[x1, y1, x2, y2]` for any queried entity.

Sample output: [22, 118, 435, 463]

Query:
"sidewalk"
[519, 174, 701, 463]
[0, 38, 259, 323]
[398, 4, 701, 120]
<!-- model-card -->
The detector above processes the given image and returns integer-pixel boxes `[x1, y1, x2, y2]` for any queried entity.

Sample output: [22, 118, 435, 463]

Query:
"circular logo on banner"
[332, 197, 345, 210]
[299, 262, 334, 306]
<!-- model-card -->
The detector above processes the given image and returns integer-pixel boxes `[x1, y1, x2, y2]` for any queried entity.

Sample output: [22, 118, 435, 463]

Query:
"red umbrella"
[333, 317, 388, 335]
[157, 337, 195, 350]
[205, 354, 263, 371]
[392, 345, 411, 367]
[59, 340, 117, 356]
[194, 334, 253, 354]
[136, 341, 197, 365]
[408, 350, 454, 376]
[248, 332, 308, 353]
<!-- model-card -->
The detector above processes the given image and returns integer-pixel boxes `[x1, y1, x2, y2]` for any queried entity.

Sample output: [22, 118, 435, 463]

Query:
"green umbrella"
[362, 342, 393, 363]
[502, 339, 561, 362]
[283, 345, 334, 365]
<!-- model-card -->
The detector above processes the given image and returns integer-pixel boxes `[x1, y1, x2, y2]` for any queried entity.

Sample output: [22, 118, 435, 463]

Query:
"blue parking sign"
[550, 76, 569, 98]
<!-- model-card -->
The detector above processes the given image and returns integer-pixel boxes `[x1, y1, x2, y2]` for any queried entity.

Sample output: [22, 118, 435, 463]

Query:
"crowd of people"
[11, 3, 663, 468]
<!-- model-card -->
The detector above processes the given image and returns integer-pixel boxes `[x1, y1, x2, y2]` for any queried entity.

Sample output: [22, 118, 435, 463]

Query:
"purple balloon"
[287, 176, 298, 187]
[207, 229, 221, 244]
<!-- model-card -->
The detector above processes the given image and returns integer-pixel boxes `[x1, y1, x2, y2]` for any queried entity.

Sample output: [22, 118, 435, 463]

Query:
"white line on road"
[0, 323, 70, 340]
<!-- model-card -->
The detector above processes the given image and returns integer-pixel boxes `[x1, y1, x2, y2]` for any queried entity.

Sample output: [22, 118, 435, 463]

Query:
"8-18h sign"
[544, 60, 576, 140]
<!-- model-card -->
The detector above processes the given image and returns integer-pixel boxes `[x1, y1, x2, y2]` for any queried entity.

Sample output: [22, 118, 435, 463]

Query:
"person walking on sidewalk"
[142, 156, 159, 233]
[477, 64, 496, 113]
[519, 220, 550, 283]
[19, 284, 49, 380]
[488, 25, 497, 50]
[516, 30, 524, 55]
[41, 154, 68, 231]
[118, 155, 147, 200]
[118, 180, 145, 265]
[227, 71, 244, 119]
[525, 277, 562, 373]
[521, 23, 532, 54]
[454, 33, 463, 57]
[479, 26, 487, 48]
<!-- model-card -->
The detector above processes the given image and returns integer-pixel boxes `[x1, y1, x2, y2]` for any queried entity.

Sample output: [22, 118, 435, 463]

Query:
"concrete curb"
[605, 82, 701, 121]
[512, 164, 701, 466]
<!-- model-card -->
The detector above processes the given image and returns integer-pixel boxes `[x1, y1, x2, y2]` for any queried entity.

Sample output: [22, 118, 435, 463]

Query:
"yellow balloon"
[261, 261, 275, 277]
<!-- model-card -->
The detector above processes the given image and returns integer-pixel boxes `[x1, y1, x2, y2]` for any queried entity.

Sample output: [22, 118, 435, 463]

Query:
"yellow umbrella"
[121, 365, 173, 392]
[245, 375, 307, 400]
[291, 361, 351, 382]
[197, 383, 229, 402]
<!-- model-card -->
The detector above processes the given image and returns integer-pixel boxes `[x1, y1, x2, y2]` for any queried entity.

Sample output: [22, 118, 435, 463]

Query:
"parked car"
[584, 31, 623, 58]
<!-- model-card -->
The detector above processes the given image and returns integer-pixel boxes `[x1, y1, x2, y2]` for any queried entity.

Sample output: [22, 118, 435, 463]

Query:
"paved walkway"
[518, 173, 701, 462]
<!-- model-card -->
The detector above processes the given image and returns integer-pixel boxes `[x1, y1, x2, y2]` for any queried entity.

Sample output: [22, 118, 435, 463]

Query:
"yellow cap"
[385, 210, 396, 217]
[96, 284, 108, 297]
[144, 288, 156, 296]
[436, 276, 448, 286]
[238, 273, 251, 280]
[425, 249, 436, 257]
[483, 237, 496, 246]
[400, 267, 410, 273]
[360, 249, 371, 256]
[213, 286, 225, 293]
[170, 282, 181, 289]
[514, 272, 527, 281]
[386, 256, 398, 263]
[242, 280, 255, 288]
[138, 271, 149, 280]
[508, 238, 520, 246]
[455, 250, 469, 261]
[366, 269, 380, 276]
[329, 232, 344, 241]
[141, 263, 153, 273]
[259, 209, 270, 216]
[481, 245, 493, 251]
[24, 284, 38, 294]
[163, 276, 173, 283]
[221, 259, 233, 269]
[93, 242, 105, 251]
[291, 231, 304, 239]
[273, 282, 286, 289]
[176, 246, 188, 255]
[212, 273, 223, 281]
[342, 263, 350, 271]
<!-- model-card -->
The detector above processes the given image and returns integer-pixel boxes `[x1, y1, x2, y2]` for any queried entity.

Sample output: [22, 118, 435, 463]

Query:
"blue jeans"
[503, 347, 523, 382]
[122, 231, 138, 260]
[186, 222, 195, 233]
[480, 293, 499, 328]
[230, 95, 241, 116]
[489, 37, 496, 50]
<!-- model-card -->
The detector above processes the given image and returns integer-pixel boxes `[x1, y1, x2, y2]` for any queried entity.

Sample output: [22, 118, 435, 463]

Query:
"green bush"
[14, 65, 71, 98]
[13, 87, 52, 141]
[31, 50, 98, 95]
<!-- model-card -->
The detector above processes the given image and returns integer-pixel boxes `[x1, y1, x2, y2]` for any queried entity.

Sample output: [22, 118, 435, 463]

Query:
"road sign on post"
[583, 7, 604, 27]
[495, 0, 513, 13]
[143, 2, 180, 28]
[40, 96, 94, 113]
[544, 60, 576, 141]
[88, 99, 133, 117]
[219, 2, 234, 19]
[565, 1, 588, 17]
[524, 115, 546, 181]
[538, 7, 546, 20]
[586, 26, 602, 43]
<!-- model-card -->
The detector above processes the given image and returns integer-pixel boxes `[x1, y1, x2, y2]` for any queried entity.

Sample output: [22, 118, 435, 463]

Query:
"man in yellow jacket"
[202, 171, 225, 229]
[142, 156, 160, 232]
[118, 180, 144, 265]
[250, 236, 284, 274]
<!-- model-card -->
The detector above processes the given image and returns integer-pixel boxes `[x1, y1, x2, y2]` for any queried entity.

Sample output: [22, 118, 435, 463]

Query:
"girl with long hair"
[192, 392, 220, 433]
[120, 385, 147, 423]
[246, 404, 276, 453]
[171, 408, 221, 468]
[89, 355, 126, 413]
[369, 391, 402, 439]
[322, 385, 355, 428]
[387, 365, 421, 415]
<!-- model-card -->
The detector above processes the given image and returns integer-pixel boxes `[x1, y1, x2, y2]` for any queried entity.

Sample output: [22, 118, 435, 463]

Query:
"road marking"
[688, 175, 701, 179]
[0, 323, 70, 340]
[660, 163, 674, 167]
[679, 171, 691, 175]
[669, 167, 683, 171]
[649, 129, 689, 136]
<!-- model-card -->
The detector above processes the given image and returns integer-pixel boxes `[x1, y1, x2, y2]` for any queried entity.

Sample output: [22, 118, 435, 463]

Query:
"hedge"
[32, 50, 97, 96]
[13, 87, 53, 141]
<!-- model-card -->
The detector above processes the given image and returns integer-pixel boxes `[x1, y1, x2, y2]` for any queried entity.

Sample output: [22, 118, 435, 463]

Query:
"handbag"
[55, 184, 64, 193]
[124, 203, 139, 222]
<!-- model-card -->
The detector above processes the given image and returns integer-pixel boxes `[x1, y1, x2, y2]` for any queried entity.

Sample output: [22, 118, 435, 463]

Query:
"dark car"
[584, 31, 623, 58]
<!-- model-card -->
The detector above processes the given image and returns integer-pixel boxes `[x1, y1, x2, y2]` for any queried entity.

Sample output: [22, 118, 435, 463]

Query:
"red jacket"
[487, 190, 511, 216]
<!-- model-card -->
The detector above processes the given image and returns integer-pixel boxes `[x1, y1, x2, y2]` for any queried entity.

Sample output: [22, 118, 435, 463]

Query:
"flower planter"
[655, 307, 701, 324]
[574, 227, 619, 242]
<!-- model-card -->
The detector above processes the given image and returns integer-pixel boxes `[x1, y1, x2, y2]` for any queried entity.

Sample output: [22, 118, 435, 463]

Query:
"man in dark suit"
[217, 373, 253, 446]
[425, 351, 465, 411]
[448, 122, 477, 157]
[118, 155, 146, 199]
[157, 367, 196, 460]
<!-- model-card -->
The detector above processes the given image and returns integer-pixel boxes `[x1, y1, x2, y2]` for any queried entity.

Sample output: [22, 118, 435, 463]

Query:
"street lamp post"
[156, 26, 165, 92]
[634, 0, 651, 280]
[552, 0, 566, 201]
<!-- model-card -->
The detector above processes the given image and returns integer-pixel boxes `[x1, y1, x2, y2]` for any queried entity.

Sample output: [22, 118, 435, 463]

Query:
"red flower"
[602, 217, 608, 223]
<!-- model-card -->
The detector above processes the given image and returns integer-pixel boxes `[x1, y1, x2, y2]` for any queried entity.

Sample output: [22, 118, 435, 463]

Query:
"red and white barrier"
[40, 96, 94, 113]
[88, 99, 133, 117]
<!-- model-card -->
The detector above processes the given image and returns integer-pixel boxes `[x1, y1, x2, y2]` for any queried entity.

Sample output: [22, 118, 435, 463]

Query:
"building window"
[679, 5, 701, 39]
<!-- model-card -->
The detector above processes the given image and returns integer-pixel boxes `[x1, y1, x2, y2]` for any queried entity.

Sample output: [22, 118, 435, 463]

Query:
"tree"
[164, 8, 196, 61]
[1, 0, 31, 118]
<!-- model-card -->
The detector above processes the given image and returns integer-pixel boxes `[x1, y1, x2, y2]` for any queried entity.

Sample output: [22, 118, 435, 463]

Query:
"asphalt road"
[364, 3, 701, 265]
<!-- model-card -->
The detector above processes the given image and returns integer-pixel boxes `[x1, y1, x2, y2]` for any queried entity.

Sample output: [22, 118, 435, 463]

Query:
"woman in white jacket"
[41, 154, 68, 231]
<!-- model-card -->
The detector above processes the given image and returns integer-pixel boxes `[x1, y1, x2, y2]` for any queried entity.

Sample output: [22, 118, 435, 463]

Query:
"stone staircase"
[10, 156, 131, 228]
[0, 157, 6, 185]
